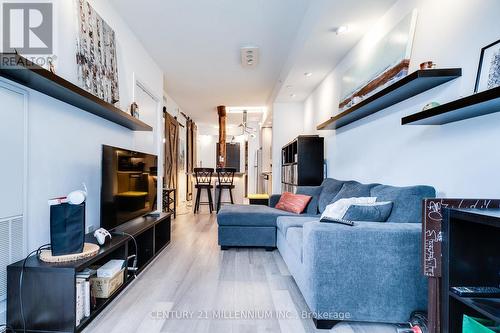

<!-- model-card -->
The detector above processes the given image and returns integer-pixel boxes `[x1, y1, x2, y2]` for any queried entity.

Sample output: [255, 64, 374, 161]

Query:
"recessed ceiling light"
[304, 72, 313, 77]
[290, 93, 296, 98]
[335, 25, 350, 35]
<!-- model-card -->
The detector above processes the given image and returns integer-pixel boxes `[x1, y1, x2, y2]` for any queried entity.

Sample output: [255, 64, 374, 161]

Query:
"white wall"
[301, 0, 500, 198]
[0, 0, 164, 251]
[272, 102, 305, 193]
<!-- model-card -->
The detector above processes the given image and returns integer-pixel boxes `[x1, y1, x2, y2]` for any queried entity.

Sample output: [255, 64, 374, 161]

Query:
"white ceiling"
[273, 0, 398, 104]
[109, 0, 398, 125]
[109, 0, 310, 124]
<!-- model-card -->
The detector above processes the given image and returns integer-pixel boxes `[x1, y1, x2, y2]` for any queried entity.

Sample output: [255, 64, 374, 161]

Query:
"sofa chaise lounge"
[216, 178, 435, 328]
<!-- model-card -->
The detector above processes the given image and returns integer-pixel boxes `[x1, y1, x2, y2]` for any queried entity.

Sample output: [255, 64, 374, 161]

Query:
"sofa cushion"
[370, 184, 436, 223]
[286, 227, 303, 262]
[217, 204, 297, 227]
[318, 178, 345, 214]
[275, 192, 312, 214]
[277, 216, 319, 237]
[331, 181, 376, 203]
[296, 186, 323, 214]
[343, 201, 393, 222]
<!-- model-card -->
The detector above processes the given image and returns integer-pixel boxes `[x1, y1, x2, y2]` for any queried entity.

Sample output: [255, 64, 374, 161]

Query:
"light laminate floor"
[84, 212, 398, 333]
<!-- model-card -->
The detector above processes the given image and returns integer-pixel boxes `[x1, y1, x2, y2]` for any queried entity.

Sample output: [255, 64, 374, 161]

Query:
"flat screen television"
[101, 145, 158, 230]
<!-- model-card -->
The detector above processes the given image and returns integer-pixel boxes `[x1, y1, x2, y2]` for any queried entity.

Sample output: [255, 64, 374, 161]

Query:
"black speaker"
[50, 203, 85, 256]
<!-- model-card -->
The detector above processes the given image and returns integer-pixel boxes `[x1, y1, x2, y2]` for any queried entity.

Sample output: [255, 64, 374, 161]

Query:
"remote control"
[451, 286, 500, 298]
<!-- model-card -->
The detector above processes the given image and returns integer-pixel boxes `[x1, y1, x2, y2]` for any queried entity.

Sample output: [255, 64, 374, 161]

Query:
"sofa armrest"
[302, 221, 427, 321]
[269, 194, 282, 207]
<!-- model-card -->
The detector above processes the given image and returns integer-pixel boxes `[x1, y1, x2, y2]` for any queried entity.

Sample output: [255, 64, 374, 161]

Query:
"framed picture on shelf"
[474, 39, 500, 93]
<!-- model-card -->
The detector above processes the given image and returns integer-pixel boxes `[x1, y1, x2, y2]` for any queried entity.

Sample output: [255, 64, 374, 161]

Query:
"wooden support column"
[217, 105, 227, 167]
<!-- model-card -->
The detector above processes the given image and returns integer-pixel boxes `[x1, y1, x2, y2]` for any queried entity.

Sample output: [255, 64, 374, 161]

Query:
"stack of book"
[75, 268, 96, 326]
[282, 164, 297, 185]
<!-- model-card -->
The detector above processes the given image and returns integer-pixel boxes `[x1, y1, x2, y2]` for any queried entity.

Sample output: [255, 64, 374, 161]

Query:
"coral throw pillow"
[275, 192, 312, 214]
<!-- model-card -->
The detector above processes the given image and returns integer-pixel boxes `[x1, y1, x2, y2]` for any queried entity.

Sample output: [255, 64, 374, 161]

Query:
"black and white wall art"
[475, 39, 500, 93]
[76, 0, 120, 104]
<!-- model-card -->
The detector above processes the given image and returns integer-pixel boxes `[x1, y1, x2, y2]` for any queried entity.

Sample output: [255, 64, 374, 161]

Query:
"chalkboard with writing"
[423, 198, 500, 277]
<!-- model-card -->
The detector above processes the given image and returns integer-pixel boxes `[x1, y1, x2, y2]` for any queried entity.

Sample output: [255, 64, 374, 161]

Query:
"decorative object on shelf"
[338, 10, 418, 113]
[422, 101, 440, 110]
[48, 57, 56, 74]
[420, 61, 436, 70]
[76, 0, 120, 105]
[474, 39, 500, 93]
[130, 102, 140, 119]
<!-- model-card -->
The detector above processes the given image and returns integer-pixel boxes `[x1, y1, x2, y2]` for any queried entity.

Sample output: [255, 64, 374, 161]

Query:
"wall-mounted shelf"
[0, 53, 152, 131]
[402, 86, 500, 125]
[317, 68, 462, 130]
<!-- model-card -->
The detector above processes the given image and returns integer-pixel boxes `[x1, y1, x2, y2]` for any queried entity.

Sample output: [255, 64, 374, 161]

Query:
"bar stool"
[194, 168, 214, 213]
[215, 168, 236, 213]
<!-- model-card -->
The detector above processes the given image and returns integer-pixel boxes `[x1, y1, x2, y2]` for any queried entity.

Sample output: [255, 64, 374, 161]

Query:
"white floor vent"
[0, 215, 25, 302]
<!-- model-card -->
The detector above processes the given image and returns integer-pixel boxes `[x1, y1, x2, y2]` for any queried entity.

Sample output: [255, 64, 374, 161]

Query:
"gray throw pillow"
[330, 182, 374, 204]
[343, 202, 393, 222]
[296, 186, 322, 214]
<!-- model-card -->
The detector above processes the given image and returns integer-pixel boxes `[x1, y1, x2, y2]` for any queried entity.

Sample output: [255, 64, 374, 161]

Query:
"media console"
[7, 212, 172, 333]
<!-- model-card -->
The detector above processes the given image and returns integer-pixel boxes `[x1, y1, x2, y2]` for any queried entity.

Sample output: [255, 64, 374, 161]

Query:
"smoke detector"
[241, 46, 259, 68]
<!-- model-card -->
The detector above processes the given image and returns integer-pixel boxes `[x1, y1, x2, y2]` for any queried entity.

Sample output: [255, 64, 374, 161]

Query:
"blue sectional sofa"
[216, 178, 435, 328]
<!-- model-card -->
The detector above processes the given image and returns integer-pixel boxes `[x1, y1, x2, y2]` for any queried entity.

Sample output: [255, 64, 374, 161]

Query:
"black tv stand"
[7, 212, 172, 333]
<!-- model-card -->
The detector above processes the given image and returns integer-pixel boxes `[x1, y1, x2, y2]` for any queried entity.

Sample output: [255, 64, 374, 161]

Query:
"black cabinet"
[281, 135, 324, 193]
[7, 213, 172, 333]
[442, 208, 500, 332]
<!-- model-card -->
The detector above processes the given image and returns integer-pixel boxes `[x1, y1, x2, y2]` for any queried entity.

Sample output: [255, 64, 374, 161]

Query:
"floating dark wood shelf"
[317, 68, 462, 130]
[402, 86, 500, 125]
[0, 53, 152, 131]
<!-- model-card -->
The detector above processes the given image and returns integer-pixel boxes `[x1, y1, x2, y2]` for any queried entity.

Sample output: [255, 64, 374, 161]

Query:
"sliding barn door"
[186, 120, 197, 201]
[164, 113, 179, 190]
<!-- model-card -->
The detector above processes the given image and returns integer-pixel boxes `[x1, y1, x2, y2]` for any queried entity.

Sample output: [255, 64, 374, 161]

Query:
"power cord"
[19, 244, 51, 333]
[112, 232, 138, 278]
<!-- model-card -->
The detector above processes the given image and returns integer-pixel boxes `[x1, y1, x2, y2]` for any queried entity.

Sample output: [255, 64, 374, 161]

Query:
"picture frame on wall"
[474, 39, 500, 93]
